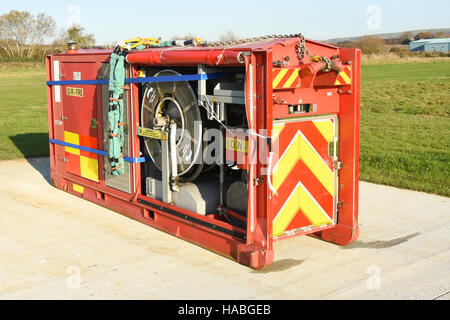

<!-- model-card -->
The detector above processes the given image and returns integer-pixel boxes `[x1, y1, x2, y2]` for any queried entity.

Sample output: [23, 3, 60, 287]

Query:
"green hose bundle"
[107, 47, 127, 176]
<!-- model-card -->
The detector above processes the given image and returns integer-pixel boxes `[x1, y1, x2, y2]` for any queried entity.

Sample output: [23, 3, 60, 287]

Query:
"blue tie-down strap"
[123, 156, 147, 163]
[46, 72, 226, 86]
[49, 138, 147, 163]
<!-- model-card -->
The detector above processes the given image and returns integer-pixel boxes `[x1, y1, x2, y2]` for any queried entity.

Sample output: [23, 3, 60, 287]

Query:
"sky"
[0, 0, 449, 44]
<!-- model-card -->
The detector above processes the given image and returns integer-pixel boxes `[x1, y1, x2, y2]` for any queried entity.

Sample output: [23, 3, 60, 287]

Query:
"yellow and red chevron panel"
[272, 68, 300, 90]
[335, 66, 352, 86]
[64, 131, 99, 182]
[271, 117, 337, 237]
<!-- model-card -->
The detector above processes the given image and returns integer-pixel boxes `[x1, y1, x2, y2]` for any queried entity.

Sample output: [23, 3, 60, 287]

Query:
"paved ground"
[0, 157, 448, 299]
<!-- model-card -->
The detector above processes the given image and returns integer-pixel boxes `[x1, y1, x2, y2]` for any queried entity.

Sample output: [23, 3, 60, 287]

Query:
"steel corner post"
[311, 48, 361, 246]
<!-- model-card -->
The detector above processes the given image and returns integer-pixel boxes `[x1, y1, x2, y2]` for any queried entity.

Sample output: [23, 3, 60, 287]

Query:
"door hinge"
[254, 175, 264, 185]
[334, 161, 343, 170]
[57, 156, 68, 163]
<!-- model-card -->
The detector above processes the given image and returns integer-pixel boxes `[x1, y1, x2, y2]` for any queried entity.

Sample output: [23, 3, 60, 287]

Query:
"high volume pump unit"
[46, 34, 361, 269]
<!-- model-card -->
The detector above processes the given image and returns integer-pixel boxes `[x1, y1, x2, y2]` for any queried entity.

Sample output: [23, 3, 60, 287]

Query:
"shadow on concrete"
[26, 157, 51, 184]
[342, 232, 421, 249]
[251, 259, 304, 274]
[9, 134, 51, 184]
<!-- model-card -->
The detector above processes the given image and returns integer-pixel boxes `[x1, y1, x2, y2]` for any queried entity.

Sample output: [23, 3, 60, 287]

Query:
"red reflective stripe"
[79, 135, 98, 159]
[344, 66, 352, 78]
[272, 125, 298, 159]
[272, 69, 282, 78]
[289, 76, 300, 88]
[336, 73, 345, 84]
[286, 207, 313, 231]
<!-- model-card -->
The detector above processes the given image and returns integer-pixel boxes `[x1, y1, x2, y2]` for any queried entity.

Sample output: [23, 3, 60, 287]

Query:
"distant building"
[409, 38, 450, 52]
[409, 39, 431, 51]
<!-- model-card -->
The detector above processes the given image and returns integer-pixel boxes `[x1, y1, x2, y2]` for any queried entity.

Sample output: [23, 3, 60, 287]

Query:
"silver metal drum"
[141, 69, 203, 178]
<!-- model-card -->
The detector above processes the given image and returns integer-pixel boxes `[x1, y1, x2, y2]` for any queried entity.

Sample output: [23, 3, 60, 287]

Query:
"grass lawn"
[360, 60, 450, 196]
[0, 59, 449, 196]
[0, 66, 49, 160]
[361, 112, 449, 196]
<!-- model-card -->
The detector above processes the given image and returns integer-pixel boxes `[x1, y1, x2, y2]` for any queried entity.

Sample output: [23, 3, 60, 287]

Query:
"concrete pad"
[0, 157, 448, 299]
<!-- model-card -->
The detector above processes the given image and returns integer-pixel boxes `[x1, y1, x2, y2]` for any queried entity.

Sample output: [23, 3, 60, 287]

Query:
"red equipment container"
[46, 36, 360, 269]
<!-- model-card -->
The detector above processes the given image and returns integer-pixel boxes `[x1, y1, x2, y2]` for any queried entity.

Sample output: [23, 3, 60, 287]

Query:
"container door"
[271, 115, 339, 237]
[61, 62, 100, 183]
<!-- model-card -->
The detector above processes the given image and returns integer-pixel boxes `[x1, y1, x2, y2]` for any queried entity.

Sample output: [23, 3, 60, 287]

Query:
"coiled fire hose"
[107, 37, 202, 176]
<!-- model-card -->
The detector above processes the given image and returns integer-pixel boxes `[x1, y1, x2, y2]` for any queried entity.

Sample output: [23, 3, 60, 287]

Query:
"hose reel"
[141, 69, 204, 182]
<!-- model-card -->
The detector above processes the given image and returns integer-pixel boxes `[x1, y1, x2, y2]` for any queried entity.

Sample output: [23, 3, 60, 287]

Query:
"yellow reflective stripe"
[283, 69, 299, 88]
[297, 182, 332, 227]
[272, 131, 301, 191]
[271, 124, 285, 142]
[313, 119, 334, 142]
[300, 183, 333, 227]
[64, 131, 80, 155]
[273, 183, 301, 236]
[272, 131, 334, 195]
[80, 156, 99, 182]
[273, 182, 332, 236]
[335, 67, 352, 85]
[73, 184, 84, 194]
[340, 69, 351, 84]
[272, 126, 335, 198]
[273, 69, 288, 88]
[300, 133, 334, 196]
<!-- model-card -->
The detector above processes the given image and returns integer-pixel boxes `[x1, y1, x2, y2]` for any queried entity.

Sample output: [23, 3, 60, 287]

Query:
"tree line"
[333, 31, 450, 55]
[0, 10, 241, 61]
[5, 9, 445, 60]
[0, 10, 95, 60]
